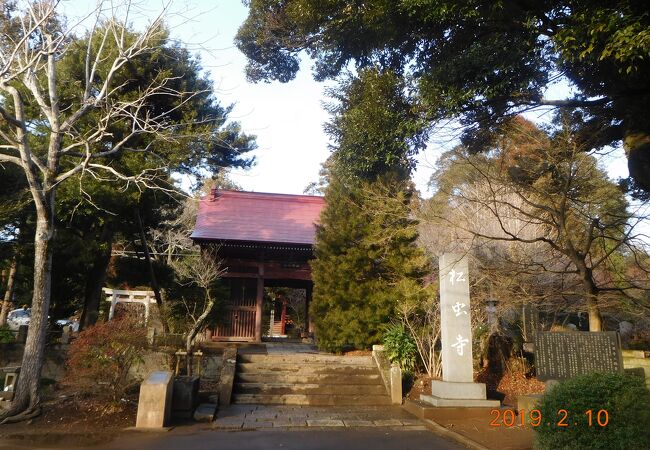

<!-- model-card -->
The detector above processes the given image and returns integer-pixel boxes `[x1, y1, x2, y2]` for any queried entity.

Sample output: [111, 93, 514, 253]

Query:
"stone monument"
[136, 371, 173, 428]
[421, 253, 500, 407]
[534, 331, 623, 381]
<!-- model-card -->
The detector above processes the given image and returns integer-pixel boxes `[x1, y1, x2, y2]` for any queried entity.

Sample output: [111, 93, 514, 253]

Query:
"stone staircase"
[232, 353, 391, 406]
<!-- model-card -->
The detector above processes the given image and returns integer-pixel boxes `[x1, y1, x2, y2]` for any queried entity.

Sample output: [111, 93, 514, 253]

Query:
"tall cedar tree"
[310, 69, 430, 352]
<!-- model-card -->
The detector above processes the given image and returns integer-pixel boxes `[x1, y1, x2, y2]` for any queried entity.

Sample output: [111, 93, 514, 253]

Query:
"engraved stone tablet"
[439, 254, 473, 383]
[534, 331, 623, 381]
[422, 254, 500, 408]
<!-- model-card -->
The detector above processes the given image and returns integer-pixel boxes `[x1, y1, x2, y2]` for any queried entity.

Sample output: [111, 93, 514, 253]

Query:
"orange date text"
[489, 409, 609, 427]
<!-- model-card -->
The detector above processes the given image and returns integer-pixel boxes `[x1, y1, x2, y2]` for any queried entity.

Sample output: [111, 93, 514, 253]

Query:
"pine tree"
[310, 69, 431, 352]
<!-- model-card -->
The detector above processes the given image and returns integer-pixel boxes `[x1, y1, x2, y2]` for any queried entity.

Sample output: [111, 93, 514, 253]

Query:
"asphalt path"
[102, 428, 466, 450]
[0, 427, 467, 450]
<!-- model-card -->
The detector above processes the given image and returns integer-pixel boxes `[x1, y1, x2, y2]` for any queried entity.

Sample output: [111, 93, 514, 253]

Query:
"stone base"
[172, 375, 199, 419]
[431, 380, 487, 400]
[420, 394, 501, 408]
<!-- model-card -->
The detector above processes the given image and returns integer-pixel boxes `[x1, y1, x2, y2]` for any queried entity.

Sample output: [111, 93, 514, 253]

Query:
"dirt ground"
[0, 392, 137, 447]
[406, 368, 545, 450]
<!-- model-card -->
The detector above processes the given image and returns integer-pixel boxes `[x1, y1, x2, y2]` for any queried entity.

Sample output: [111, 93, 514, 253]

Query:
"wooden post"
[255, 265, 264, 342]
[109, 292, 117, 320]
[280, 298, 287, 335]
[306, 284, 313, 334]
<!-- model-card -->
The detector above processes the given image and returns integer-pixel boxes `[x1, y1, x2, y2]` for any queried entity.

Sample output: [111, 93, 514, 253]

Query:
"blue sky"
[61, 0, 629, 197]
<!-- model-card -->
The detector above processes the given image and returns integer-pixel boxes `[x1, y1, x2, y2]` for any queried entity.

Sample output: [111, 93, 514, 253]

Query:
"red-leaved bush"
[65, 317, 146, 402]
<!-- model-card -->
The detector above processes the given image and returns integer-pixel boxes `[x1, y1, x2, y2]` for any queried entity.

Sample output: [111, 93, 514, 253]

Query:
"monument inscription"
[534, 331, 623, 381]
[421, 253, 500, 407]
[439, 253, 473, 383]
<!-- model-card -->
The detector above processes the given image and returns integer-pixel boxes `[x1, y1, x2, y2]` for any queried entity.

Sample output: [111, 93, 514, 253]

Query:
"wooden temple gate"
[191, 190, 323, 343]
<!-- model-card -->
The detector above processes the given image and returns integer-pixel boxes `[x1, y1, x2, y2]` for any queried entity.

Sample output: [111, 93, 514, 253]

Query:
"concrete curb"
[420, 417, 490, 450]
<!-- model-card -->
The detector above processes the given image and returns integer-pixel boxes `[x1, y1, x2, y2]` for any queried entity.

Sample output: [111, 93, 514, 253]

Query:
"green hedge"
[535, 372, 650, 450]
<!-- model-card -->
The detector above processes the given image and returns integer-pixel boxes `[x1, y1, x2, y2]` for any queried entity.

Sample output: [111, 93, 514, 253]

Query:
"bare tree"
[172, 247, 225, 375]
[0, 1, 205, 421]
[423, 117, 650, 332]
[396, 295, 442, 378]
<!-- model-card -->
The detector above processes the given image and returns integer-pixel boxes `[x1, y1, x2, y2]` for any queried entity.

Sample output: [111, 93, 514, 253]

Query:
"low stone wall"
[0, 343, 67, 383]
[623, 350, 650, 388]
[371, 345, 402, 404]
[0, 344, 222, 388]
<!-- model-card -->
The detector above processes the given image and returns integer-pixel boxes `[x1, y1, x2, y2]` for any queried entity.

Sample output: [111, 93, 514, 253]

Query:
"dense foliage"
[382, 323, 418, 373]
[0, 20, 256, 329]
[535, 372, 650, 449]
[237, 0, 650, 193]
[65, 317, 147, 402]
[311, 176, 429, 351]
[310, 69, 430, 352]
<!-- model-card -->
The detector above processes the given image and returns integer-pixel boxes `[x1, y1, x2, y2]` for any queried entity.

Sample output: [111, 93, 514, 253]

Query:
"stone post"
[136, 371, 173, 428]
[439, 254, 473, 383]
[421, 253, 500, 407]
[390, 364, 402, 405]
[61, 325, 71, 345]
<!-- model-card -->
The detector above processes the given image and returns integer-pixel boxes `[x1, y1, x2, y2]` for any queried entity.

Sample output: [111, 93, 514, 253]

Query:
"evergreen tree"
[310, 69, 431, 351]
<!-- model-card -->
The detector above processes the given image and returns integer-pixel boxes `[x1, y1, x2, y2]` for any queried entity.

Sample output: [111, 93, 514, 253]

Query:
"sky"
[60, 0, 630, 198]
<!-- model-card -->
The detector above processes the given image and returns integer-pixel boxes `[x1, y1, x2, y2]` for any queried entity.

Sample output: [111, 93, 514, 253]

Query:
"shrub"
[65, 317, 147, 402]
[535, 372, 650, 450]
[382, 322, 418, 373]
[0, 326, 14, 344]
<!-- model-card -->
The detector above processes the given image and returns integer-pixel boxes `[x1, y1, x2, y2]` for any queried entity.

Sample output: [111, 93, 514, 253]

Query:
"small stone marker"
[421, 253, 500, 407]
[0, 366, 20, 401]
[390, 364, 402, 405]
[61, 325, 71, 345]
[136, 371, 173, 428]
[534, 331, 623, 381]
[219, 347, 237, 406]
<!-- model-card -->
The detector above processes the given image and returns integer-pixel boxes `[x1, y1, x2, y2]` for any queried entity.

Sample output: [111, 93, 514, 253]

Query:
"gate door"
[211, 278, 257, 340]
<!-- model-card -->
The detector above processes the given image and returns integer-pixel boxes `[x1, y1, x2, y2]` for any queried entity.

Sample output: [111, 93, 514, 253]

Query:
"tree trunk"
[79, 224, 113, 330]
[581, 276, 603, 332]
[0, 255, 17, 326]
[585, 288, 603, 332]
[1, 215, 53, 423]
[623, 129, 650, 193]
[572, 256, 603, 332]
[185, 297, 215, 375]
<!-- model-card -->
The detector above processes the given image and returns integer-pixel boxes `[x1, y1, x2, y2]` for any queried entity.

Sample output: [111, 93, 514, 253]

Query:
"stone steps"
[236, 382, 387, 396]
[233, 353, 390, 406]
[232, 393, 392, 406]
[238, 354, 373, 365]
[236, 372, 382, 385]
[236, 363, 379, 375]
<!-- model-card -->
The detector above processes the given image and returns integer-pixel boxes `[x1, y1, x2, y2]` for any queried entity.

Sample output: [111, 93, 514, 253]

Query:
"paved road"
[0, 405, 468, 450]
[98, 427, 466, 450]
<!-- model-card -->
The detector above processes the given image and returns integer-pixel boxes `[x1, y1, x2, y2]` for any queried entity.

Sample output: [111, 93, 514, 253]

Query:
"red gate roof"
[191, 190, 325, 245]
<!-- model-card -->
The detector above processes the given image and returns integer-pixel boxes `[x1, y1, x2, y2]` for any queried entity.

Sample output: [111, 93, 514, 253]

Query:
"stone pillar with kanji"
[421, 253, 500, 407]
